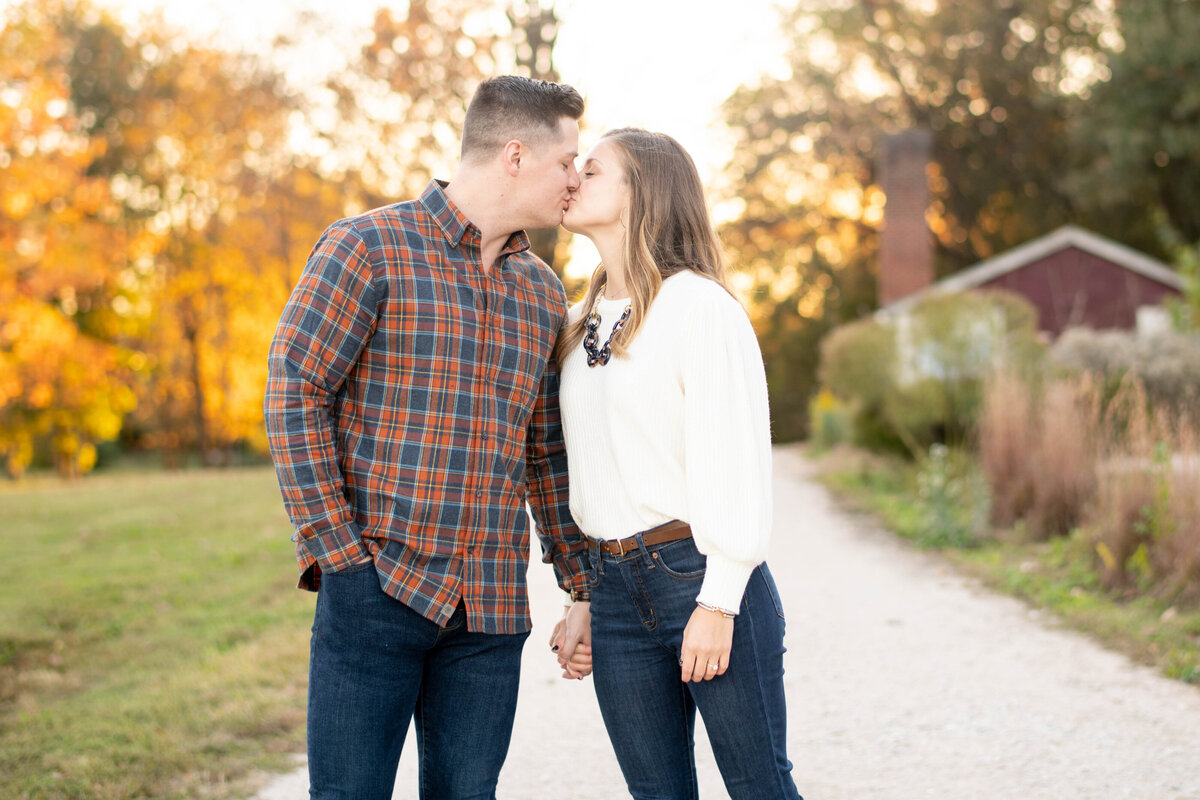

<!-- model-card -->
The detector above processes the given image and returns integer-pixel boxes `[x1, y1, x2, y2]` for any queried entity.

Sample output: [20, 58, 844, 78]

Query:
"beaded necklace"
[582, 284, 631, 367]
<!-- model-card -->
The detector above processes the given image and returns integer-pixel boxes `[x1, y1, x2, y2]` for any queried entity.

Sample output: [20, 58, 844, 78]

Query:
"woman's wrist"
[696, 600, 737, 619]
[696, 555, 755, 615]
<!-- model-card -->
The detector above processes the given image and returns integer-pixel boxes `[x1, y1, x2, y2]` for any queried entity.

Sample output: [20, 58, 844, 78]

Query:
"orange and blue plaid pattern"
[264, 181, 588, 635]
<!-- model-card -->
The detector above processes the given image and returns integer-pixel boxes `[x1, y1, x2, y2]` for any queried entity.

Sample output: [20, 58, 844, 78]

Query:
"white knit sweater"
[559, 269, 773, 612]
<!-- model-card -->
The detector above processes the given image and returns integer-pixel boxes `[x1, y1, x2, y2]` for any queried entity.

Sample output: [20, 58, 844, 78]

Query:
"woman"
[551, 128, 803, 800]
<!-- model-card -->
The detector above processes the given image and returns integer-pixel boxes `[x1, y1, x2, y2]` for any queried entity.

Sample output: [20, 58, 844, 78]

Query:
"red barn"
[879, 225, 1185, 337]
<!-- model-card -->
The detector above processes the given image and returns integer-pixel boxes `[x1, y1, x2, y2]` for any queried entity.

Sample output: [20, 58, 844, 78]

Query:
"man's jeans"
[588, 536, 804, 800]
[307, 562, 528, 800]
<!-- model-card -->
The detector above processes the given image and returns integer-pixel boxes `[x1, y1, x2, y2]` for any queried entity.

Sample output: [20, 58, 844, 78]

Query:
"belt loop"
[634, 533, 655, 567]
[587, 538, 601, 572]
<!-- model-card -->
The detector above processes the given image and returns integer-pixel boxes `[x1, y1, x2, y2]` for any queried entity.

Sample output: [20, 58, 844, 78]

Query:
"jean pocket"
[650, 539, 706, 580]
[757, 563, 786, 619]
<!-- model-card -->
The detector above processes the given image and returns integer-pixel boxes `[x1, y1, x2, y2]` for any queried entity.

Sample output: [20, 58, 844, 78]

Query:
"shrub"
[916, 443, 990, 548]
[819, 318, 896, 409]
[1052, 327, 1200, 420]
[818, 290, 1045, 456]
[818, 317, 908, 454]
[807, 388, 852, 451]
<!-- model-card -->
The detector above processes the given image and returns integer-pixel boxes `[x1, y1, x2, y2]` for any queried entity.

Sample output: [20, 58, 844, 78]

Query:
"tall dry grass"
[980, 370, 1200, 603]
[978, 370, 1036, 527]
[980, 371, 1098, 539]
[1091, 377, 1200, 599]
[1163, 435, 1200, 603]
[1028, 376, 1100, 538]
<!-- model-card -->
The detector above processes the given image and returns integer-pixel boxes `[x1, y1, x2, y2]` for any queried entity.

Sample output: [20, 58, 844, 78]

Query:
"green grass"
[949, 536, 1200, 685]
[0, 467, 313, 799]
[811, 446, 1200, 686]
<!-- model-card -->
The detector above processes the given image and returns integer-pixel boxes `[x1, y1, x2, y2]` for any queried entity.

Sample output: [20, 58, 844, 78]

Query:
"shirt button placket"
[467, 274, 489, 606]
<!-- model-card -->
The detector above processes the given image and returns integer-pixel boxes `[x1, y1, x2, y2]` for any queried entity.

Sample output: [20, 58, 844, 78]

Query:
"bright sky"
[90, 0, 793, 274]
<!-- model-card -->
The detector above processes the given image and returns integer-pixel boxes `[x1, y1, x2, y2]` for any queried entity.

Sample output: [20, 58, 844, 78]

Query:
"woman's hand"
[679, 605, 734, 682]
[550, 601, 593, 679]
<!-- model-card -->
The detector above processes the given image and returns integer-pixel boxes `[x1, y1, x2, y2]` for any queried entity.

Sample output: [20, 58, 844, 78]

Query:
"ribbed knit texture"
[559, 270, 773, 612]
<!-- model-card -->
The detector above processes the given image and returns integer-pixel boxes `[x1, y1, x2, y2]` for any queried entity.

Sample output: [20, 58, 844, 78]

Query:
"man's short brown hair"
[460, 76, 584, 159]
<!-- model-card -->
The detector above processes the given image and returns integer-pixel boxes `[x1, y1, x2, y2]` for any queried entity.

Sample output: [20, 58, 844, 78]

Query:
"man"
[263, 76, 591, 800]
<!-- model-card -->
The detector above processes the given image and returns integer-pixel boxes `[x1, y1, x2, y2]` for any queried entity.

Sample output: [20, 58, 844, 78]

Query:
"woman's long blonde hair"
[556, 128, 729, 364]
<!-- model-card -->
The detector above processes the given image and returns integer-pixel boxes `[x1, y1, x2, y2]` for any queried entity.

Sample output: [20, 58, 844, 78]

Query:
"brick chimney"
[878, 130, 933, 307]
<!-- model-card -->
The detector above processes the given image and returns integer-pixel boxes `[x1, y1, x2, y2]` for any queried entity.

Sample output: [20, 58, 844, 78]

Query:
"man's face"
[517, 116, 581, 229]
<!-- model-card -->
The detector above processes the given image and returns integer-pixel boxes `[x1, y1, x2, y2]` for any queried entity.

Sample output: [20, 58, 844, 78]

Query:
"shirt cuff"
[301, 523, 369, 574]
[546, 549, 590, 594]
[696, 555, 757, 614]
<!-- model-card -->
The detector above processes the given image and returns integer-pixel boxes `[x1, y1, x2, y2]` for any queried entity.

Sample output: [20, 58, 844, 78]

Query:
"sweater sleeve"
[680, 287, 773, 612]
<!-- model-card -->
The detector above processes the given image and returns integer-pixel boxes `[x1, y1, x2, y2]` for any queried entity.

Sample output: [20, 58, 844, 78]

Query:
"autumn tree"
[312, 0, 570, 262]
[1, 0, 572, 474]
[0, 0, 136, 477]
[719, 0, 1190, 439]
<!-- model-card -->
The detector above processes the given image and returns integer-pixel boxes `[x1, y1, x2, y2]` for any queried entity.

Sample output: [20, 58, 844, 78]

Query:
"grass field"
[0, 467, 313, 800]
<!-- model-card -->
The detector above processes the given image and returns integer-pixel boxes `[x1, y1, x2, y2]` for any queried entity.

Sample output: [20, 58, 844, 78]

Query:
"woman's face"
[562, 139, 630, 239]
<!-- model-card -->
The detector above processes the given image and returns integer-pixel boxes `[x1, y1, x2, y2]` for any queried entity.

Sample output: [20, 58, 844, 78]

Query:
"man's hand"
[549, 601, 593, 679]
[679, 605, 734, 682]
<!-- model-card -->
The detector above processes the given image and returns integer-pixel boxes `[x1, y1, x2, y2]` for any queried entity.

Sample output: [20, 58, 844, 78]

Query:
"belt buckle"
[614, 536, 631, 557]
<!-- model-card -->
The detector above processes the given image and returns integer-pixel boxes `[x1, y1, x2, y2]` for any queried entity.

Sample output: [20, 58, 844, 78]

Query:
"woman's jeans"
[588, 535, 803, 800]
[306, 561, 528, 800]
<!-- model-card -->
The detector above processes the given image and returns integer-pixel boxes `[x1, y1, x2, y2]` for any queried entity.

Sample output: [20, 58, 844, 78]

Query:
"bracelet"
[569, 588, 591, 603]
[696, 600, 737, 619]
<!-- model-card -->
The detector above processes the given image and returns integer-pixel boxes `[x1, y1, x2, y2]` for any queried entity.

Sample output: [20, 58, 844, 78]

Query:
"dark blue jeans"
[307, 561, 528, 800]
[588, 536, 803, 800]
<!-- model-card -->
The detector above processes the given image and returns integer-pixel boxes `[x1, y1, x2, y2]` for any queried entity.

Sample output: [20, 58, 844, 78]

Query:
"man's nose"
[567, 165, 581, 191]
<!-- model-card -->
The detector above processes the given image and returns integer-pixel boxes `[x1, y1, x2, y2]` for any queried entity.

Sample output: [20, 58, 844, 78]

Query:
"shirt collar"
[420, 180, 533, 258]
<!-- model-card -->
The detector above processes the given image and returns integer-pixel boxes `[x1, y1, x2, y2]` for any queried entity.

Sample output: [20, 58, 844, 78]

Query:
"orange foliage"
[0, 292, 134, 478]
[2, 0, 526, 475]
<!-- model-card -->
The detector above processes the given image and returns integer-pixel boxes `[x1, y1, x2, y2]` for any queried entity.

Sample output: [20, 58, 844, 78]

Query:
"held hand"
[561, 641, 592, 679]
[679, 605, 734, 683]
[549, 616, 566, 652]
[551, 601, 593, 680]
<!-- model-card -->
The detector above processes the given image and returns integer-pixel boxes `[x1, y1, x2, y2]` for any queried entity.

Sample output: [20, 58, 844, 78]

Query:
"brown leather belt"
[595, 520, 692, 557]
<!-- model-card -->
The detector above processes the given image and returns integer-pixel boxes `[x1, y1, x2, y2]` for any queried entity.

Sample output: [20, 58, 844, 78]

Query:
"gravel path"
[251, 446, 1200, 799]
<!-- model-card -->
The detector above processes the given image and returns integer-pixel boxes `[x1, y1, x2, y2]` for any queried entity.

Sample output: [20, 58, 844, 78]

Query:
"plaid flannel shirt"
[264, 180, 589, 635]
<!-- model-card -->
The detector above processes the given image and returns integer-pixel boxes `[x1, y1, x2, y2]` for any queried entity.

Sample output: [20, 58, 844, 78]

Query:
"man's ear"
[502, 139, 524, 177]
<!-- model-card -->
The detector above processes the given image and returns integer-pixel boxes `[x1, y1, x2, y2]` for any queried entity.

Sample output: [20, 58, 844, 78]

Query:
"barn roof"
[878, 225, 1185, 318]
